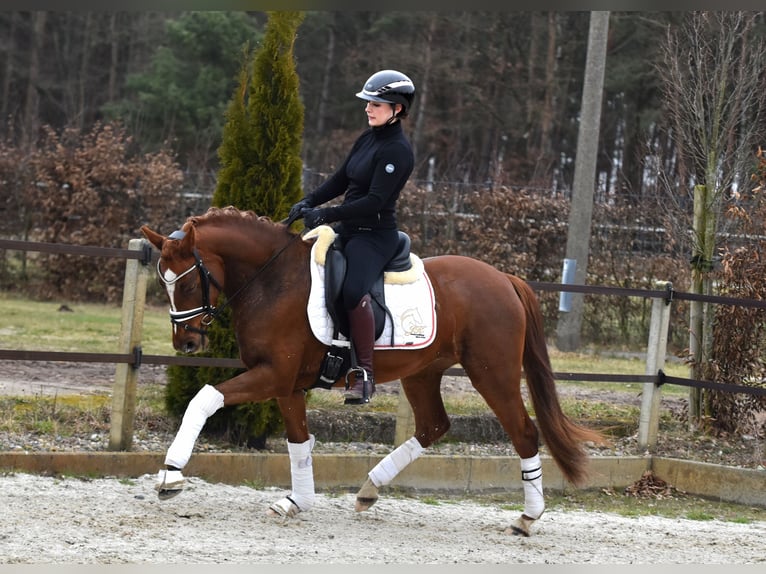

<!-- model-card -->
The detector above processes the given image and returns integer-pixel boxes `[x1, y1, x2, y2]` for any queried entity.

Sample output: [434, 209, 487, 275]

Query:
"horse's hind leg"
[462, 354, 544, 536]
[355, 369, 449, 512]
[155, 384, 225, 499]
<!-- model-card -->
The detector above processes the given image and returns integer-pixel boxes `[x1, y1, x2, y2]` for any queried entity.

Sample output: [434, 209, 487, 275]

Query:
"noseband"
[157, 246, 223, 337]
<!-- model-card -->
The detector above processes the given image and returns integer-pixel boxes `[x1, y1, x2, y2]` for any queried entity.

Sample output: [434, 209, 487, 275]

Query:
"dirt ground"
[1, 471, 764, 564]
[1, 360, 765, 564]
[0, 360, 166, 397]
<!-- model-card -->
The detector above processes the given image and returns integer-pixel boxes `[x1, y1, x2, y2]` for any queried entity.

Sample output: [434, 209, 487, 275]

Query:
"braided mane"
[189, 206, 273, 227]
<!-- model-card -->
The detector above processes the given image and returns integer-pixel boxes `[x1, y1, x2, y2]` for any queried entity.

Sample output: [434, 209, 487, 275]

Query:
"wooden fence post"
[638, 281, 672, 449]
[109, 239, 151, 451]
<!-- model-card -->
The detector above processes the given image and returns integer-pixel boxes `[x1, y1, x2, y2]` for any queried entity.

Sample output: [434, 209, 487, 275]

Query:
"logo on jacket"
[385, 163, 395, 174]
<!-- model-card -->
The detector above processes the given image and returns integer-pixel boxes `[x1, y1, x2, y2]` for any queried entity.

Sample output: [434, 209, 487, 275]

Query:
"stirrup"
[344, 368, 375, 405]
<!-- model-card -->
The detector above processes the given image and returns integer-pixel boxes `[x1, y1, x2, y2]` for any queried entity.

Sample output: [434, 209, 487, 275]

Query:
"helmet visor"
[355, 91, 396, 104]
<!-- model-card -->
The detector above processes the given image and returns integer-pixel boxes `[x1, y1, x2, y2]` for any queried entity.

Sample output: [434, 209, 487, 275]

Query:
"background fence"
[1, 236, 765, 452]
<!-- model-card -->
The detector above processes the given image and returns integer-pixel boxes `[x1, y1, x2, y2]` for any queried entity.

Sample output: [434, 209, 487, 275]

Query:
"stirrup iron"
[344, 368, 374, 405]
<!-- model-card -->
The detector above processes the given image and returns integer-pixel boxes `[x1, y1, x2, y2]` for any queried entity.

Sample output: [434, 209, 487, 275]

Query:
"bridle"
[157, 242, 223, 337]
[157, 228, 301, 337]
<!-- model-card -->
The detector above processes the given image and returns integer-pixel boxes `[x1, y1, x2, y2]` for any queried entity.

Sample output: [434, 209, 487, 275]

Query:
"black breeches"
[341, 228, 399, 310]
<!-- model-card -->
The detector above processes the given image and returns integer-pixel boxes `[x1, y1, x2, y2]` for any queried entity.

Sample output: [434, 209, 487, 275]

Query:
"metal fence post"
[638, 281, 672, 449]
[109, 238, 151, 451]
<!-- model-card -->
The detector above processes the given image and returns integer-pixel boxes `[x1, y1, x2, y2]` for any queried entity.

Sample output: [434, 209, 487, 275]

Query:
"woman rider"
[290, 69, 415, 404]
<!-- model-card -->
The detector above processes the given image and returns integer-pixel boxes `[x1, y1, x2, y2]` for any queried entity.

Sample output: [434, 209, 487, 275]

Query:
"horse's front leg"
[265, 390, 317, 519]
[154, 364, 289, 500]
[155, 383, 224, 500]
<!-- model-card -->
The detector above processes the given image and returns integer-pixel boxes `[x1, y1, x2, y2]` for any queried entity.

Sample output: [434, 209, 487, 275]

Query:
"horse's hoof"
[157, 488, 183, 501]
[155, 469, 185, 501]
[505, 514, 536, 537]
[354, 477, 379, 512]
[267, 497, 301, 518]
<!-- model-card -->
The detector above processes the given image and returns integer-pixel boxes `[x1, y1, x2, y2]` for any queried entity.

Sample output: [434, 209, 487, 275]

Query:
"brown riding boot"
[345, 293, 376, 405]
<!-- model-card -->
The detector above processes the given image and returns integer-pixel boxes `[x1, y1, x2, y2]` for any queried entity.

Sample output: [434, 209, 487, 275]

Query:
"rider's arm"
[320, 141, 413, 222]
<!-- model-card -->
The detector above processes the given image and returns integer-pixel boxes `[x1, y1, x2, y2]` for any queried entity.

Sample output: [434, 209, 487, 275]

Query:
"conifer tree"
[214, 11, 305, 213]
[165, 11, 305, 447]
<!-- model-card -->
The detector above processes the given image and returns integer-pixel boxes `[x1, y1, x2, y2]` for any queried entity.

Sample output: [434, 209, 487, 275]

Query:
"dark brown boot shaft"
[345, 294, 375, 404]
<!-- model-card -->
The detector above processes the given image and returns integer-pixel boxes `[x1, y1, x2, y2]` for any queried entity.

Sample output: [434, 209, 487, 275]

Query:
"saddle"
[313, 231, 413, 389]
[324, 232, 412, 340]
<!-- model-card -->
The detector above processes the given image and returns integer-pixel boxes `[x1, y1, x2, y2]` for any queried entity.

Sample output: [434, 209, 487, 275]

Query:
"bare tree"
[21, 12, 46, 150]
[1, 13, 19, 122]
[657, 12, 766, 424]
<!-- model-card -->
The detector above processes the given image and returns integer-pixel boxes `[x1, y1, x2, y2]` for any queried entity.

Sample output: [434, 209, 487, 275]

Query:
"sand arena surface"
[1, 472, 764, 564]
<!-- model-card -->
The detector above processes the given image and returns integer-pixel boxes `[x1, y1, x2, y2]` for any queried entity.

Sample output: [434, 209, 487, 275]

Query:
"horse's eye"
[180, 278, 199, 295]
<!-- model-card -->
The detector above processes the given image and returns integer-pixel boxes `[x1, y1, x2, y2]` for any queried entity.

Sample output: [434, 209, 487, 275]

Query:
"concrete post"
[638, 281, 672, 449]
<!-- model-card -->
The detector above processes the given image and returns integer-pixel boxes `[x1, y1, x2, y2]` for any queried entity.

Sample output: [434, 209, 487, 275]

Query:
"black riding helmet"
[356, 70, 415, 118]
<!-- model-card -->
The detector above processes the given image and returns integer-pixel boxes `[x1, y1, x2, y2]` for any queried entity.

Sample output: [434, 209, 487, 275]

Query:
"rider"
[290, 69, 415, 405]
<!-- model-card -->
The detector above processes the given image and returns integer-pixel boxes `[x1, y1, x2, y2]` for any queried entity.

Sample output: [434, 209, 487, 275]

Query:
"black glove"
[302, 207, 328, 229]
[288, 198, 312, 221]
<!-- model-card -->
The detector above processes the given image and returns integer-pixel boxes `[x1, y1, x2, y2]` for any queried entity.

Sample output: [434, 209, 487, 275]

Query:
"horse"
[140, 205, 605, 537]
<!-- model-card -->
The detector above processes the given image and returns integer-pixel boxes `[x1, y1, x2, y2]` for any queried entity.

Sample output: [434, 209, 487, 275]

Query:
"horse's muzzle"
[178, 339, 202, 354]
[173, 329, 207, 354]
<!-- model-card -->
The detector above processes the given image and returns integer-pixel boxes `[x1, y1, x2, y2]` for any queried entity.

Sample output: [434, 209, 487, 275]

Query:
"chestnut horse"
[140, 206, 604, 536]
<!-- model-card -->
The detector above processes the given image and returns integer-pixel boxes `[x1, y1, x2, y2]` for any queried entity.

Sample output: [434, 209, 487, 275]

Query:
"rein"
[160, 229, 302, 336]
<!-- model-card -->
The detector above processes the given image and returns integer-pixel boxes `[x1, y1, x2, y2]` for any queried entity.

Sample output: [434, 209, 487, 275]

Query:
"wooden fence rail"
[1, 237, 765, 452]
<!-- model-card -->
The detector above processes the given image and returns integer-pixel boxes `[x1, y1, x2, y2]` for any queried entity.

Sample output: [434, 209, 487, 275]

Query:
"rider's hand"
[288, 198, 312, 221]
[302, 208, 328, 229]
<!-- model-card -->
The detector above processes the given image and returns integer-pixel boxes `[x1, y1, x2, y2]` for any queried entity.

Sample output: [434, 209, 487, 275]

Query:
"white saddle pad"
[303, 226, 437, 350]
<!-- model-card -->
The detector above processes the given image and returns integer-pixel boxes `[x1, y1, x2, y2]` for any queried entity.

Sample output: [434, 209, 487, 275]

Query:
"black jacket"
[306, 121, 414, 230]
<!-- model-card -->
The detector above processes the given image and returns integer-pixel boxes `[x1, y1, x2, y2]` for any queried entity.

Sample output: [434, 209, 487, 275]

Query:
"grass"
[0, 292, 174, 355]
[0, 292, 693, 427]
[0, 386, 174, 438]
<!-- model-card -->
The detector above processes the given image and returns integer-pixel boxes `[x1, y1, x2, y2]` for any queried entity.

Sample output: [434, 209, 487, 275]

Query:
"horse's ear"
[141, 225, 165, 250]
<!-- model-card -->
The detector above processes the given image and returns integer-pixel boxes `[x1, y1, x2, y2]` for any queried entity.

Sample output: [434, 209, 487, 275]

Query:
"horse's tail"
[507, 274, 606, 487]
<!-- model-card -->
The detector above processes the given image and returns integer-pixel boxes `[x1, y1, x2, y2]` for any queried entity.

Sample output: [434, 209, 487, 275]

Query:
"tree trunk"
[108, 13, 119, 102]
[312, 13, 336, 169]
[689, 184, 706, 423]
[556, 11, 610, 351]
[21, 11, 47, 150]
[412, 13, 436, 166]
[538, 12, 558, 174]
[525, 12, 541, 129]
[77, 13, 93, 131]
[1, 12, 18, 123]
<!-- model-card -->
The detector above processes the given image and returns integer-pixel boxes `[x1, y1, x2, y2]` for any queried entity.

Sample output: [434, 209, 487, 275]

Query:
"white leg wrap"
[521, 453, 545, 520]
[285, 434, 316, 512]
[368, 437, 424, 487]
[164, 385, 224, 469]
